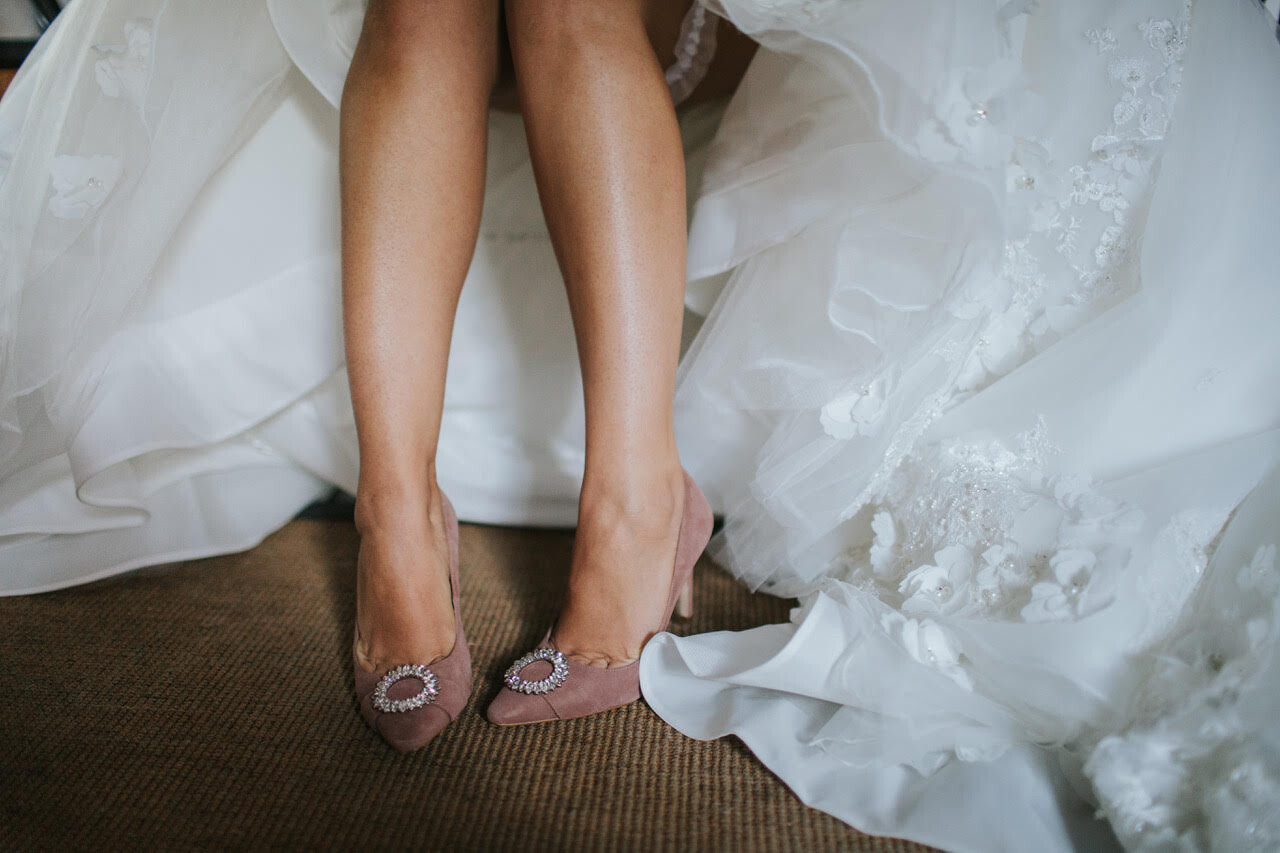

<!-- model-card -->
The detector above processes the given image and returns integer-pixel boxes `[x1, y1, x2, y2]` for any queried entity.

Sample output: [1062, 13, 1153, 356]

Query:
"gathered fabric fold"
[647, 1, 1280, 850]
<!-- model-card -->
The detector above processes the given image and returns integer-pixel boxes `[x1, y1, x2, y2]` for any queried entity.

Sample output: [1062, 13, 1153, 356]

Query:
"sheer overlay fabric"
[644, 1, 1280, 850]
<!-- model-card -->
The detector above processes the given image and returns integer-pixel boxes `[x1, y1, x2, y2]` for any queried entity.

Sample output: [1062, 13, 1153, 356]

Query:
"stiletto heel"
[487, 470, 712, 726]
[675, 575, 694, 620]
[352, 493, 472, 753]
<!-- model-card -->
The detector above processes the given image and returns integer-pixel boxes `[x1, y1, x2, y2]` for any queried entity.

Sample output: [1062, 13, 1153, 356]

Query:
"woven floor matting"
[0, 518, 934, 851]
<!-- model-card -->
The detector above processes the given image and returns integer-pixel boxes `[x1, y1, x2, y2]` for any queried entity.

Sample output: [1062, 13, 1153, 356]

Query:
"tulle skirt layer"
[644, 1, 1280, 850]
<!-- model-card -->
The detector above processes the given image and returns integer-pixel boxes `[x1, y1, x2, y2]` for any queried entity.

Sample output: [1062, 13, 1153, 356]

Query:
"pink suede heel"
[353, 494, 471, 753]
[486, 470, 713, 726]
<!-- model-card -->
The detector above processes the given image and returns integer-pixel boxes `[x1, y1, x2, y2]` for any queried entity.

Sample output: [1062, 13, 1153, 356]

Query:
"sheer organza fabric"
[643, 1, 1280, 850]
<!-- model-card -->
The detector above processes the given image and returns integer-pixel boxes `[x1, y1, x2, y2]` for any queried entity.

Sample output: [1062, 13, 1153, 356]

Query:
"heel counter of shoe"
[679, 472, 715, 570]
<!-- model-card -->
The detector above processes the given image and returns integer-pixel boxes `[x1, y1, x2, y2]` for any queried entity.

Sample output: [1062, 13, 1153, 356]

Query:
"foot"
[550, 464, 686, 668]
[353, 482, 457, 674]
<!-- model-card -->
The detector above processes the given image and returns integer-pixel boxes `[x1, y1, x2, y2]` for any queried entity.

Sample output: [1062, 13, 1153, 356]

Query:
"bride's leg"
[504, 0, 702, 666]
[341, 0, 498, 672]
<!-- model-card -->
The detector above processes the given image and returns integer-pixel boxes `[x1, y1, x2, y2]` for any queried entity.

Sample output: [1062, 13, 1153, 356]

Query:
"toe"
[486, 688, 556, 726]
[376, 704, 453, 753]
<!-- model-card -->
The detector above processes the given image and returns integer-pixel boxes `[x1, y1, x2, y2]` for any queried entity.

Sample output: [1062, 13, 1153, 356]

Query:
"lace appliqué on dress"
[954, 1, 1194, 394]
[838, 418, 1144, 626]
[44, 19, 154, 220]
[1087, 545, 1280, 851]
[48, 154, 123, 220]
[93, 18, 154, 108]
[814, 3, 1197, 517]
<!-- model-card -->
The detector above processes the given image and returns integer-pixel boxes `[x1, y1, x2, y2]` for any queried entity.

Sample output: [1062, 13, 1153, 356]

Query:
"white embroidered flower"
[1095, 224, 1131, 268]
[1108, 55, 1150, 90]
[1139, 18, 1187, 65]
[868, 511, 898, 578]
[881, 613, 972, 690]
[1112, 90, 1144, 126]
[1152, 61, 1184, 103]
[1006, 160, 1037, 194]
[1066, 164, 1120, 207]
[956, 305, 1029, 391]
[93, 19, 153, 105]
[900, 564, 954, 612]
[1052, 214, 1082, 256]
[1015, 416, 1063, 461]
[1138, 103, 1169, 138]
[1205, 759, 1280, 850]
[1050, 474, 1141, 534]
[820, 378, 888, 439]
[1002, 239, 1047, 301]
[1050, 473, 1095, 507]
[1021, 581, 1077, 622]
[917, 62, 1022, 165]
[900, 545, 974, 615]
[974, 545, 1020, 609]
[1085, 28, 1117, 54]
[1091, 135, 1153, 178]
[949, 262, 1013, 321]
[1245, 616, 1269, 649]
[1088, 734, 1187, 849]
[1006, 142, 1067, 235]
[48, 154, 123, 220]
[1050, 548, 1097, 586]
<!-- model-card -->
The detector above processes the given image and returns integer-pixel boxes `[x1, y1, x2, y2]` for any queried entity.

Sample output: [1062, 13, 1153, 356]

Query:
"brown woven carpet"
[0, 519, 936, 851]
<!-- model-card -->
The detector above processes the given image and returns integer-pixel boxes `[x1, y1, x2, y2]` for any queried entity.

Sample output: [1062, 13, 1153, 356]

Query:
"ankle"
[353, 469, 443, 538]
[577, 464, 684, 540]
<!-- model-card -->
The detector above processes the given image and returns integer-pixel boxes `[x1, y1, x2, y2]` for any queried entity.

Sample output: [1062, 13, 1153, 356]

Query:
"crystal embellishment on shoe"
[503, 648, 569, 695]
[371, 664, 440, 713]
[485, 471, 714, 726]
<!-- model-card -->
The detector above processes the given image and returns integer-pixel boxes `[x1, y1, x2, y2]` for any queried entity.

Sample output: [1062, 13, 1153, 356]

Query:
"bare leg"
[341, 0, 498, 673]
[505, 0, 703, 666]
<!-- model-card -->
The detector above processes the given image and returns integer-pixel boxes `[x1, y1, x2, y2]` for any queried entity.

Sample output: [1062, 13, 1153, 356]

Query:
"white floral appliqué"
[48, 155, 123, 220]
[93, 19, 154, 106]
[947, 1, 1194, 393]
[820, 377, 889, 439]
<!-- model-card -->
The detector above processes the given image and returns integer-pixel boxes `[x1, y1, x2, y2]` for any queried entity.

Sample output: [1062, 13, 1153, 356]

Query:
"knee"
[360, 0, 498, 82]
[504, 0, 646, 61]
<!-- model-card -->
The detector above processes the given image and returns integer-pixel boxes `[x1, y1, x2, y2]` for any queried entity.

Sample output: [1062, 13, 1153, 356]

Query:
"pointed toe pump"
[353, 494, 472, 753]
[487, 470, 713, 726]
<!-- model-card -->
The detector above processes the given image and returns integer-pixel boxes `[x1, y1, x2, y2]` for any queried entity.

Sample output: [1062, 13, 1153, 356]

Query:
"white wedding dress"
[3, 1, 1279, 851]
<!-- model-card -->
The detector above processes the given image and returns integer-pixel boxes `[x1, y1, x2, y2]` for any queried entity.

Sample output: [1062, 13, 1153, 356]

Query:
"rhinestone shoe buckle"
[371, 664, 440, 713]
[504, 648, 569, 695]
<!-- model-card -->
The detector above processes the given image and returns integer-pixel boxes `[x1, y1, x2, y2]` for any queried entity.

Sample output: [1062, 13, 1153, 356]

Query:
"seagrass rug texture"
[0, 518, 934, 851]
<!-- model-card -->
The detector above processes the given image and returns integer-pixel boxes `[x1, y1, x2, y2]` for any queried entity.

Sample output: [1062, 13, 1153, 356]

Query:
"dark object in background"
[294, 488, 356, 522]
[0, 0, 60, 66]
[29, 0, 60, 30]
[0, 41, 26, 67]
